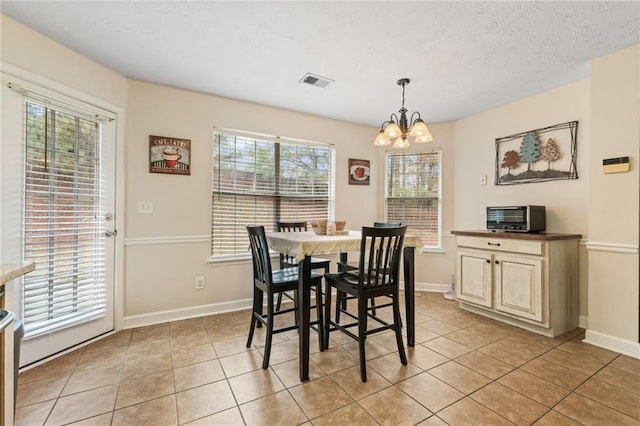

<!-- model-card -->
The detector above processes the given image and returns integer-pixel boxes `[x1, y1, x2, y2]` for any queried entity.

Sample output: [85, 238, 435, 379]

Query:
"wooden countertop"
[0, 262, 36, 286]
[451, 230, 582, 241]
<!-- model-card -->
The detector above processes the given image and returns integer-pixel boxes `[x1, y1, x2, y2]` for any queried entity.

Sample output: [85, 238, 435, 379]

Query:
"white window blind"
[212, 130, 335, 256]
[22, 99, 107, 338]
[385, 151, 442, 248]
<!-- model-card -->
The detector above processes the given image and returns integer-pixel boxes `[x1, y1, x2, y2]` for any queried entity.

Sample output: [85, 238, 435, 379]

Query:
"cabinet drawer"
[456, 236, 543, 256]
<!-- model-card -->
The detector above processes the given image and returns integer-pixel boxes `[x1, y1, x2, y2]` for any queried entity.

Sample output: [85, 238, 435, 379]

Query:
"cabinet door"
[494, 254, 543, 322]
[456, 250, 492, 308]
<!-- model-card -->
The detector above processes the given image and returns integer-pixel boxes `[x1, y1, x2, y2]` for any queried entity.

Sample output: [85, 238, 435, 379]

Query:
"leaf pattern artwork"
[501, 150, 520, 175]
[520, 131, 541, 171]
[540, 138, 561, 170]
[494, 121, 578, 185]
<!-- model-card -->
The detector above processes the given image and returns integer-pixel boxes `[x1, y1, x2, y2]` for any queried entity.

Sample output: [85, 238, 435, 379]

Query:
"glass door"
[1, 76, 116, 366]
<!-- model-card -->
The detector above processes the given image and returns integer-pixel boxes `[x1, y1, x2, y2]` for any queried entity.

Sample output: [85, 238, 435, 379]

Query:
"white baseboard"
[583, 329, 640, 359]
[123, 298, 253, 329]
[415, 282, 451, 293]
[123, 282, 450, 329]
[578, 315, 588, 330]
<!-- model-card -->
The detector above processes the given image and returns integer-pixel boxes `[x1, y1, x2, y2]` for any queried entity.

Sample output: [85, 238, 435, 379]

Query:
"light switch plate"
[137, 200, 154, 214]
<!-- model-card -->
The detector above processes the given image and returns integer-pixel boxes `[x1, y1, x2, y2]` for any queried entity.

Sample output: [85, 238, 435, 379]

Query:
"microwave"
[486, 205, 546, 232]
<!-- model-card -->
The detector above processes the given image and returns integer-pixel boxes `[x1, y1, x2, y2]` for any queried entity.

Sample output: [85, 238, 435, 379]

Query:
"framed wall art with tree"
[495, 121, 578, 185]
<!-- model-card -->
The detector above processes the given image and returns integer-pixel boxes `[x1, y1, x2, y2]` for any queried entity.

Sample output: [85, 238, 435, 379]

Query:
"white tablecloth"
[266, 230, 422, 262]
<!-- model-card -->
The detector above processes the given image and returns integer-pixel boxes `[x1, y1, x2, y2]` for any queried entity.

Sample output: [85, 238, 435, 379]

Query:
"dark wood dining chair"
[336, 222, 401, 273]
[324, 225, 408, 382]
[246, 225, 325, 369]
[275, 221, 330, 314]
[335, 222, 402, 318]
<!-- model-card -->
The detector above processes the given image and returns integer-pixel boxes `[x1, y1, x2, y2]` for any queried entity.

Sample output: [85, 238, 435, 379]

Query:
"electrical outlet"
[480, 175, 487, 186]
[194, 276, 205, 290]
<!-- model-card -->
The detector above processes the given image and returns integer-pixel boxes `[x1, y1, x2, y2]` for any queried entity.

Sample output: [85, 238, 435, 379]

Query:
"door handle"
[105, 230, 118, 237]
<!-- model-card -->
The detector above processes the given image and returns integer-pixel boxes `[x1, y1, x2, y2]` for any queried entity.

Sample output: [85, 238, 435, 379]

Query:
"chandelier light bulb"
[383, 122, 401, 139]
[409, 120, 428, 137]
[374, 130, 391, 146]
[392, 137, 410, 149]
[415, 131, 434, 143]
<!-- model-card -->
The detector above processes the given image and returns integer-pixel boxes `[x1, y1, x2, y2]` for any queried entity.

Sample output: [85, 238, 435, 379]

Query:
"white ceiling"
[2, 1, 639, 127]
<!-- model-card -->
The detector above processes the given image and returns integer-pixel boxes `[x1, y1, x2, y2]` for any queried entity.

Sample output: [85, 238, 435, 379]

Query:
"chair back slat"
[359, 226, 406, 290]
[277, 221, 308, 232]
[276, 221, 307, 268]
[373, 221, 401, 228]
[246, 226, 273, 286]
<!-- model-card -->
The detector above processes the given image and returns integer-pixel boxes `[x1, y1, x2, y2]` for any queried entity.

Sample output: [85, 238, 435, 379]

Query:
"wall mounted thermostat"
[602, 156, 630, 174]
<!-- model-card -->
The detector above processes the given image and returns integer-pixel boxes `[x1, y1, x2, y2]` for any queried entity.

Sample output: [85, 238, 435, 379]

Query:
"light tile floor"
[14, 292, 640, 425]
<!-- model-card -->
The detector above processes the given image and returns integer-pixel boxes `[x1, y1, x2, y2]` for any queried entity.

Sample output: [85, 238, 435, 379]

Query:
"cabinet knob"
[486, 259, 491, 263]
[495, 260, 499, 264]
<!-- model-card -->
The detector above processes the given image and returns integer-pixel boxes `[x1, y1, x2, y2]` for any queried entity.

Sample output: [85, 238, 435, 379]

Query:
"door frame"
[1, 62, 126, 350]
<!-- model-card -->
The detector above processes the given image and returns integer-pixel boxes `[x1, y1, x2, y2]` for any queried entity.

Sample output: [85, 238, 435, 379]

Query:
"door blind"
[212, 131, 334, 256]
[385, 151, 442, 248]
[22, 100, 107, 338]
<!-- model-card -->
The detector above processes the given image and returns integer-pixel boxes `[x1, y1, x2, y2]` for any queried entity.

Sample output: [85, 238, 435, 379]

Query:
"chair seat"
[282, 257, 330, 269]
[273, 268, 322, 285]
[336, 260, 358, 272]
[310, 257, 331, 267]
[325, 272, 393, 294]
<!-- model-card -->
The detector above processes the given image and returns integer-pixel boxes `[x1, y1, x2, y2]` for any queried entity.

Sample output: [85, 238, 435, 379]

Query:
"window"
[22, 99, 108, 337]
[211, 130, 335, 257]
[385, 151, 442, 249]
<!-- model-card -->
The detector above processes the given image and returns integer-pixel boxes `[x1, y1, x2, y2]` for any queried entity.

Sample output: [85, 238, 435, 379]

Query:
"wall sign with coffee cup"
[348, 158, 370, 185]
[149, 135, 191, 175]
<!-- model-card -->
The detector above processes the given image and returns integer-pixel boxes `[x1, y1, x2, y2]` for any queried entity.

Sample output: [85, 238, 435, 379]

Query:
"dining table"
[265, 229, 422, 381]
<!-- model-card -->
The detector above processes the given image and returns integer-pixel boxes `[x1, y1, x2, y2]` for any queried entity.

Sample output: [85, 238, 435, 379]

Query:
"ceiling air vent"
[299, 73, 333, 88]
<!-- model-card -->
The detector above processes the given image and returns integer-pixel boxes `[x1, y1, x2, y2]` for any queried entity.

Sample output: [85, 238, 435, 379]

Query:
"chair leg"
[324, 280, 332, 349]
[256, 288, 263, 329]
[275, 292, 283, 311]
[247, 287, 260, 347]
[393, 291, 408, 366]
[369, 296, 377, 315]
[293, 290, 299, 326]
[314, 286, 325, 352]
[358, 294, 368, 382]
[262, 292, 275, 369]
[335, 290, 343, 323]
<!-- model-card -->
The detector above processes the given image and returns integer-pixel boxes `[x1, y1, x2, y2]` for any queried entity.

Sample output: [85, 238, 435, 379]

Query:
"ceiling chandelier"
[374, 78, 433, 148]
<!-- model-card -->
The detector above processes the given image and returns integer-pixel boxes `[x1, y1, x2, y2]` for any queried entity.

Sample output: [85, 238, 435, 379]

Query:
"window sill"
[206, 253, 252, 266]
[420, 247, 446, 255]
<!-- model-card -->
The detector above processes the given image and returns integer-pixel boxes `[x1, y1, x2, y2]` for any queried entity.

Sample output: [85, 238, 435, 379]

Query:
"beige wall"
[124, 81, 456, 321]
[454, 79, 591, 319]
[0, 15, 127, 108]
[124, 80, 378, 319]
[2, 14, 638, 357]
[1, 15, 456, 329]
[585, 44, 639, 356]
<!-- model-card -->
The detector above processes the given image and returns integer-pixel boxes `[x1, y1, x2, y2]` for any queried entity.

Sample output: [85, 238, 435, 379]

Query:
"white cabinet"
[494, 254, 543, 322]
[453, 231, 580, 337]
[457, 249, 492, 308]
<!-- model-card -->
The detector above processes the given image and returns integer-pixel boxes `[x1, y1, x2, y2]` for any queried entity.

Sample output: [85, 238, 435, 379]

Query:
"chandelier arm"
[409, 111, 422, 126]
